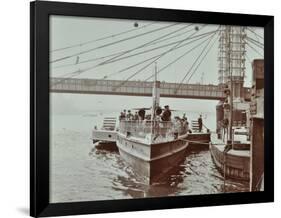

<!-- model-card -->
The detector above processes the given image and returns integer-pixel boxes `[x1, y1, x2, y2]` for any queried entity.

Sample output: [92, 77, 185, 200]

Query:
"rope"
[255, 173, 264, 191]
[179, 138, 210, 145]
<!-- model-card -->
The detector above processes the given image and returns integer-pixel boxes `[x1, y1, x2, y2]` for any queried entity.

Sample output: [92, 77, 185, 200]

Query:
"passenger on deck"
[155, 106, 163, 117]
[173, 116, 182, 139]
[153, 113, 162, 141]
[161, 105, 172, 135]
[198, 114, 203, 132]
[119, 111, 125, 121]
[134, 112, 139, 121]
[138, 108, 146, 120]
[223, 118, 229, 139]
[161, 105, 171, 122]
[182, 118, 189, 134]
[126, 110, 133, 120]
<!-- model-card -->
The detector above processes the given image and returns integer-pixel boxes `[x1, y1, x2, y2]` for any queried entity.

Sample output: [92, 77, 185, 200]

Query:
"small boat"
[92, 117, 118, 150]
[210, 126, 250, 181]
[187, 120, 211, 147]
[210, 71, 251, 181]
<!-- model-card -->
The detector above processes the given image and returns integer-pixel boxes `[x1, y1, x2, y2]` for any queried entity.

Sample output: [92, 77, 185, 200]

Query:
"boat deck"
[212, 143, 250, 157]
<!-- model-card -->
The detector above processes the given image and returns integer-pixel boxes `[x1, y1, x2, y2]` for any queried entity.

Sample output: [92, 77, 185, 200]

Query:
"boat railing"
[119, 120, 188, 141]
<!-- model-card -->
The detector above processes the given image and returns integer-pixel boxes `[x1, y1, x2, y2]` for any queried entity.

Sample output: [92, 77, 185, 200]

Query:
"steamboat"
[116, 65, 189, 184]
[92, 64, 213, 184]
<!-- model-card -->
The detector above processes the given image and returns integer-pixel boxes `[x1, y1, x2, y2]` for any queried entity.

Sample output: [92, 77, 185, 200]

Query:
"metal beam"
[50, 77, 246, 101]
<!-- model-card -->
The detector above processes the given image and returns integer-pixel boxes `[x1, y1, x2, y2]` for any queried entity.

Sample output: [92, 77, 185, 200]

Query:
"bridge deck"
[50, 77, 250, 100]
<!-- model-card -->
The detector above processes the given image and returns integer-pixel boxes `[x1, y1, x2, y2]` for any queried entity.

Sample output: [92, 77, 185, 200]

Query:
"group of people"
[119, 109, 139, 121]
[173, 114, 190, 136]
[118, 106, 204, 136]
[119, 105, 172, 122]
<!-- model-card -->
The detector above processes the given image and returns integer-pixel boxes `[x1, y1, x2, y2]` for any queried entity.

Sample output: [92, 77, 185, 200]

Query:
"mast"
[152, 62, 160, 121]
[228, 26, 233, 144]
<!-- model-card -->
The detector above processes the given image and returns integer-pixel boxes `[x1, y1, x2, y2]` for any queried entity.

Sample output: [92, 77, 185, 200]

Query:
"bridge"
[50, 77, 251, 100]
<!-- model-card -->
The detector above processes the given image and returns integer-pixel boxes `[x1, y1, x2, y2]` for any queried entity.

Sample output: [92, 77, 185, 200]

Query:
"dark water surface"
[50, 114, 248, 203]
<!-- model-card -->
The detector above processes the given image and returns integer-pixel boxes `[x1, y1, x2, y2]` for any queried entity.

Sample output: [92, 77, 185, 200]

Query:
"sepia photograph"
[49, 15, 264, 203]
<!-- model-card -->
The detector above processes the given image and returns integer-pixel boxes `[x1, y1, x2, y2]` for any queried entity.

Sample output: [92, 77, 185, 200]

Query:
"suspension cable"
[185, 32, 220, 84]
[246, 36, 264, 49]
[246, 27, 264, 40]
[104, 31, 212, 80]
[99, 24, 193, 66]
[112, 26, 209, 90]
[144, 33, 215, 81]
[50, 23, 179, 63]
[98, 28, 216, 66]
[51, 22, 156, 52]
[52, 25, 196, 70]
[246, 42, 263, 57]
[55, 28, 216, 80]
[175, 29, 219, 93]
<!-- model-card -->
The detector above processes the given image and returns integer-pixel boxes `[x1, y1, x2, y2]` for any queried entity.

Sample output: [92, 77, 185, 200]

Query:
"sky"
[49, 15, 264, 115]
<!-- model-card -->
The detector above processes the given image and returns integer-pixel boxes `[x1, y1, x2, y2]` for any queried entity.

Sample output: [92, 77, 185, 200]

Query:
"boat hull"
[210, 143, 250, 181]
[92, 129, 117, 142]
[116, 133, 189, 184]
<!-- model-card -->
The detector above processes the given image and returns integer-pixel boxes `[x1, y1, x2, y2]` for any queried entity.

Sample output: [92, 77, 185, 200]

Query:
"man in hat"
[160, 105, 172, 137]
[138, 108, 146, 120]
[161, 105, 171, 122]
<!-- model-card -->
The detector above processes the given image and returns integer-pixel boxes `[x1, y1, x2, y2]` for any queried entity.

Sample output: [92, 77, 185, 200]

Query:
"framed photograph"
[30, 1, 274, 217]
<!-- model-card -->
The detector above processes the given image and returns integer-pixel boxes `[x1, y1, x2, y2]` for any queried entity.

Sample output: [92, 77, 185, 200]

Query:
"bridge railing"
[51, 78, 223, 90]
[50, 77, 226, 99]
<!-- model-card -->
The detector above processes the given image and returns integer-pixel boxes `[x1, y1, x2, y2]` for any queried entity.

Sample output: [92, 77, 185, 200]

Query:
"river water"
[50, 112, 249, 203]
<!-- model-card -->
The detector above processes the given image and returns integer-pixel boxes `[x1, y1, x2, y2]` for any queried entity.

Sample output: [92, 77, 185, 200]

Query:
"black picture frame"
[30, 1, 274, 217]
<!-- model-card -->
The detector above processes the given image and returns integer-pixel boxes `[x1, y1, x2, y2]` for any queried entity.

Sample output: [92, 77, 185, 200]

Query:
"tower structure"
[217, 26, 247, 141]
[218, 26, 246, 100]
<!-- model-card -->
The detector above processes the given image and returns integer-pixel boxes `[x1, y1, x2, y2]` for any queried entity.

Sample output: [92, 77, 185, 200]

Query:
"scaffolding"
[218, 26, 246, 98]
